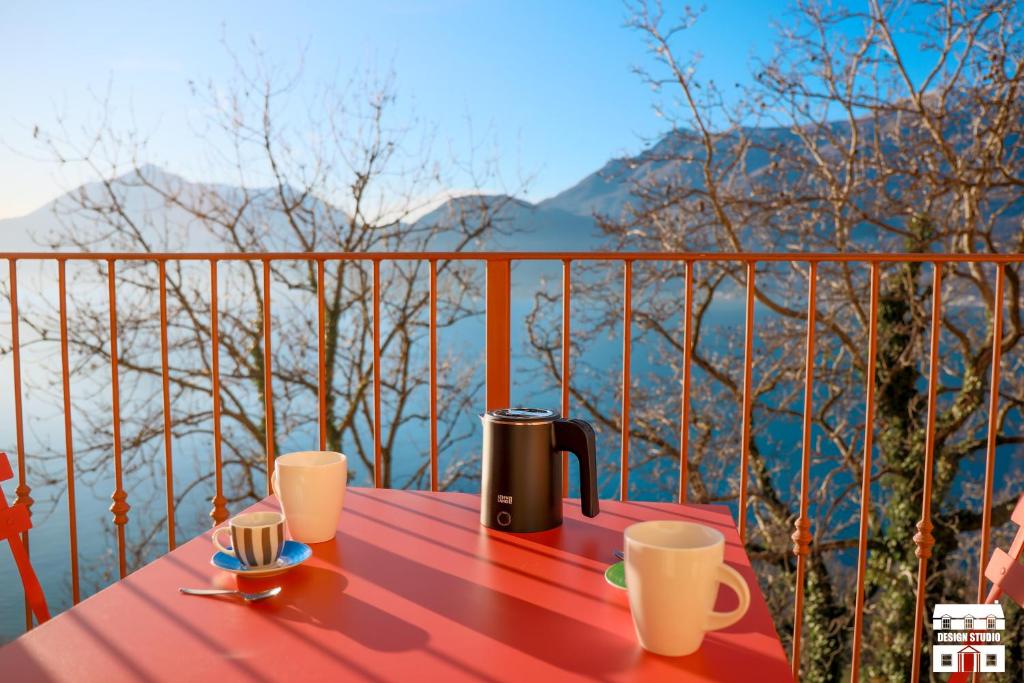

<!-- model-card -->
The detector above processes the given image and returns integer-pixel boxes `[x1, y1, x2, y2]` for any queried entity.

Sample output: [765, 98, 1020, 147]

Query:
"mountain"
[413, 194, 600, 251]
[2, 115, 1021, 255]
[538, 125, 815, 223]
[0, 203, 60, 252]
[0, 124, 865, 254]
[0, 165, 253, 253]
[0, 166, 606, 254]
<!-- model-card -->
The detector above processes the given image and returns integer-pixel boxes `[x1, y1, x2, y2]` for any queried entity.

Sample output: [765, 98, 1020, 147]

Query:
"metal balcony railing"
[4, 250, 1023, 681]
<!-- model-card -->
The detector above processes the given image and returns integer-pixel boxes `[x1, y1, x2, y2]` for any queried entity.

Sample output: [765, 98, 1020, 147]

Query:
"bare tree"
[14, 51, 521, 579]
[526, 1, 1024, 679]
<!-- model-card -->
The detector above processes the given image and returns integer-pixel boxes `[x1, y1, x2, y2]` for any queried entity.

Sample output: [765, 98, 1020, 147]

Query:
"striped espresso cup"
[212, 511, 286, 568]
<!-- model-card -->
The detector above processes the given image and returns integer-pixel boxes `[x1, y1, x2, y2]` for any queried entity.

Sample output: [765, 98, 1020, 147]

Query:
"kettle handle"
[553, 419, 599, 518]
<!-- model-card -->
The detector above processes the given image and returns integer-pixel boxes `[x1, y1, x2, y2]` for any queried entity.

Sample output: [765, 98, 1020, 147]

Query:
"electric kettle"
[479, 408, 599, 532]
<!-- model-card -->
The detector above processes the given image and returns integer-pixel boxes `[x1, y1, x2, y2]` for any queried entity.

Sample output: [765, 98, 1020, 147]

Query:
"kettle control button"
[496, 511, 512, 527]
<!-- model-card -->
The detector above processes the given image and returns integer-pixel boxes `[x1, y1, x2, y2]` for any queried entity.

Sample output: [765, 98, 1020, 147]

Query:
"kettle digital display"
[479, 408, 599, 533]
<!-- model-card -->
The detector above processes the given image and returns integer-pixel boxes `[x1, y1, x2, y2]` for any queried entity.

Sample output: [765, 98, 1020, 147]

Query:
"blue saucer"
[211, 540, 312, 577]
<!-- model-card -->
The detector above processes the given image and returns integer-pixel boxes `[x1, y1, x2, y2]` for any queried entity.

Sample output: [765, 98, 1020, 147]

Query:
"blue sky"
[0, 0, 947, 221]
[0, 0, 790, 219]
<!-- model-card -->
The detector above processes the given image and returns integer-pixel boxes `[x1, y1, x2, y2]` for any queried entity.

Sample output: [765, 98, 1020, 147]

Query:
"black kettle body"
[480, 408, 599, 533]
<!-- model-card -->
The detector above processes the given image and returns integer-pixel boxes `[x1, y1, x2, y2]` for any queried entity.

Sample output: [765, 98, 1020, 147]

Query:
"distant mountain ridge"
[0, 164, 608, 253]
[2, 115, 1020, 253]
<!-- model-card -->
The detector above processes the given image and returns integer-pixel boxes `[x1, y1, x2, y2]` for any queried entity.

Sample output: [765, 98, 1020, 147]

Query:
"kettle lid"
[483, 408, 557, 424]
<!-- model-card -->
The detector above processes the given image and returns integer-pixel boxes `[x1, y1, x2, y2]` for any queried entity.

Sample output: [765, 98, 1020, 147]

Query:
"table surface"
[0, 489, 792, 682]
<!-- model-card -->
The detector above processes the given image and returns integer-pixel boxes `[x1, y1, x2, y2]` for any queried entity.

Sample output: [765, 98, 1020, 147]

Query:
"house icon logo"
[932, 603, 1006, 674]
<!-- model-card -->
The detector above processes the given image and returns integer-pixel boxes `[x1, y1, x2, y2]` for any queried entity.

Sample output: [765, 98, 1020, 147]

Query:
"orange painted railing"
[4, 250, 1022, 681]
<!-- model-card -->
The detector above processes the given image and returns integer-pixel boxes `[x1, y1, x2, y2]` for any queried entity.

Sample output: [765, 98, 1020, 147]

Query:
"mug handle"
[705, 564, 751, 631]
[271, 468, 279, 496]
[211, 526, 236, 558]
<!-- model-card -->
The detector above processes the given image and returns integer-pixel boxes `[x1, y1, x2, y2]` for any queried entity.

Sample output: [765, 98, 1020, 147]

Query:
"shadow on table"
[259, 563, 430, 654]
[343, 504, 628, 609]
[0, 638, 61, 682]
[338, 532, 638, 678]
[353, 489, 624, 567]
[169, 541, 426, 669]
[333, 516, 791, 680]
[521, 515, 626, 562]
[101, 576, 275, 682]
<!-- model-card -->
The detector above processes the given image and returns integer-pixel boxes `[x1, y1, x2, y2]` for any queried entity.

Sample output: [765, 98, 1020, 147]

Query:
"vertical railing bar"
[977, 263, 1005, 602]
[561, 259, 571, 497]
[157, 260, 175, 550]
[429, 259, 438, 492]
[484, 259, 512, 411]
[9, 259, 32, 630]
[791, 261, 817, 680]
[317, 259, 327, 451]
[57, 258, 80, 603]
[372, 259, 382, 488]
[679, 260, 694, 504]
[620, 259, 632, 502]
[910, 262, 943, 683]
[262, 259, 275, 495]
[850, 261, 880, 682]
[210, 260, 226, 525]
[107, 260, 128, 579]
[738, 261, 756, 542]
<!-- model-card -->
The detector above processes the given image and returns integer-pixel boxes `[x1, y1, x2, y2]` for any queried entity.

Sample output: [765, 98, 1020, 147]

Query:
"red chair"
[982, 493, 1024, 607]
[0, 451, 50, 625]
[948, 493, 1024, 683]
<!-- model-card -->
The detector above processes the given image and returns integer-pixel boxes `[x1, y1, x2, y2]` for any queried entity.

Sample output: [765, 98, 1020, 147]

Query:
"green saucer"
[604, 561, 626, 590]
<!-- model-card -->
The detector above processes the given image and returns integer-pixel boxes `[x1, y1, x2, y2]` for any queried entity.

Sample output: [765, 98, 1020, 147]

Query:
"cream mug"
[272, 450, 347, 543]
[624, 520, 751, 656]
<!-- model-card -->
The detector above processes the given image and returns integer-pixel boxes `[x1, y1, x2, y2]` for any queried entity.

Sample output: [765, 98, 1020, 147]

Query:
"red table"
[0, 489, 792, 682]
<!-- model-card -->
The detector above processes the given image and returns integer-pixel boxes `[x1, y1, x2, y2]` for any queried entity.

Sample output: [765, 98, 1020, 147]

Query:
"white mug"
[624, 520, 751, 657]
[272, 450, 347, 543]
